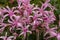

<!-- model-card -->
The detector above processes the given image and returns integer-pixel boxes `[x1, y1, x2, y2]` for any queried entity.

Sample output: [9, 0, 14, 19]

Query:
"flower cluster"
[0, 0, 59, 40]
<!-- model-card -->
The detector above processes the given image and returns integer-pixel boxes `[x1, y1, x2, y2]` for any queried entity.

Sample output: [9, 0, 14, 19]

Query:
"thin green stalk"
[36, 29, 39, 40]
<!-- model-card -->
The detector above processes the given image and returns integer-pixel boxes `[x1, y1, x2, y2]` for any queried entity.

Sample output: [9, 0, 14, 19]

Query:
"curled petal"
[19, 32, 24, 36]
[27, 31, 32, 34]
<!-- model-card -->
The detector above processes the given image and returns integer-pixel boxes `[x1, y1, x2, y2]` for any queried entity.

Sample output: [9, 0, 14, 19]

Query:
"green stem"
[36, 29, 39, 40]
[22, 36, 25, 40]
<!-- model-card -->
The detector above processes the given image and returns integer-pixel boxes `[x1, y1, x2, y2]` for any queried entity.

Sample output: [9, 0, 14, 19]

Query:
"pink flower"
[0, 11, 8, 33]
[44, 27, 57, 39]
[57, 33, 60, 40]
[8, 15, 21, 28]
[19, 25, 32, 38]
[23, 10, 29, 17]
[3, 6, 16, 19]
[0, 32, 14, 40]
[31, 11, 43, 30]
[0, 8, 7, 14]
[23, 4, 34, 14]
[0, 0, 57, 40]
